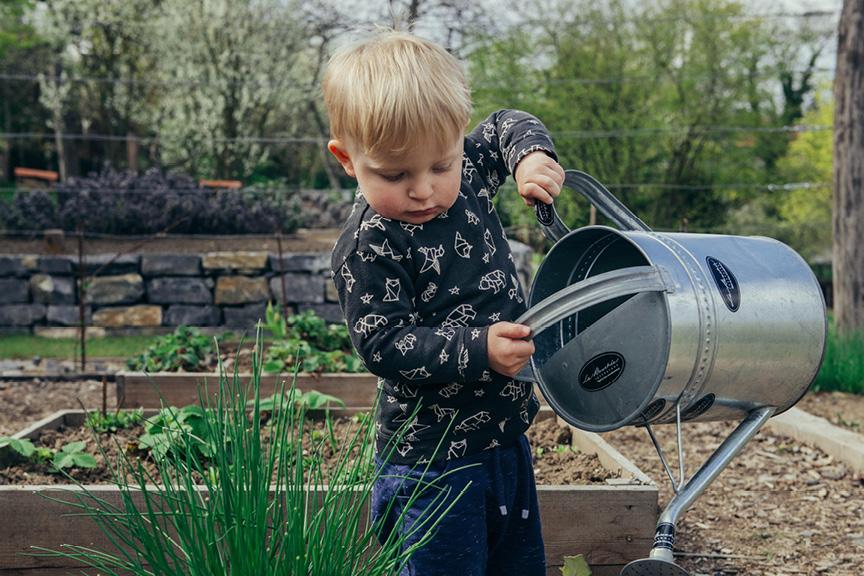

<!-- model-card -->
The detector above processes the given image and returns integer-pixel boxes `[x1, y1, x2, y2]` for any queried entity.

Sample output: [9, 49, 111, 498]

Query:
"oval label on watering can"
[706, 256, 740, 312]
[681, 393, 716, 421]
[578, 352, 625, 391]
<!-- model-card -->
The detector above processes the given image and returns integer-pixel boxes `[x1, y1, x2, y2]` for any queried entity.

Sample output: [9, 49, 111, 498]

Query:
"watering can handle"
[534, 170, 653, 241]
[515, 265, 672, 337]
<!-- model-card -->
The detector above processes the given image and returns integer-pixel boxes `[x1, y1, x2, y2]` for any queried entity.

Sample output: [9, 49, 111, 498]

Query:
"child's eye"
[433, 163, 453, 174]
[381, 172, 404, 182]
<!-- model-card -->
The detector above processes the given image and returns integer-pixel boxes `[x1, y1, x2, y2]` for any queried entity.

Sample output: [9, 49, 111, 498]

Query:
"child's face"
[328, 134, 464, 224]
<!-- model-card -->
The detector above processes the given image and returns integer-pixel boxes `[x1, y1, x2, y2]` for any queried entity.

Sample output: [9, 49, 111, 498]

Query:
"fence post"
[276, 232, 289, 320]
[76, 227, 87, 371]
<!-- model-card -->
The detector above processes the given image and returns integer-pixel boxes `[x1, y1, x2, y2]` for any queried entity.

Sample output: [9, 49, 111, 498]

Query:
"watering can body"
[520, 171, 827, 432]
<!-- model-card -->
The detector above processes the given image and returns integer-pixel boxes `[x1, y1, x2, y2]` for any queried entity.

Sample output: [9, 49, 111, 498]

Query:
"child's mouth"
[407, 207, 438, 218]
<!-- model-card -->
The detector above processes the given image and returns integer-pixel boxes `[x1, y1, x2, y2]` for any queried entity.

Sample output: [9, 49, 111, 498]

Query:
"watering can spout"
[618, 406, 775, 576]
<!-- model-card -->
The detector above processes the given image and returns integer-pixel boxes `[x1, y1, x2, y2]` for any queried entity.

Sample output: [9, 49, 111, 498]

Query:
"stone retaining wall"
[0, 242, 533, 334]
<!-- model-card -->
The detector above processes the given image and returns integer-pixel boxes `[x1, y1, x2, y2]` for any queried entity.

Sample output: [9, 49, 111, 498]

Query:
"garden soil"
[0, 381, 616, 487]
[1, 378, 862, 575]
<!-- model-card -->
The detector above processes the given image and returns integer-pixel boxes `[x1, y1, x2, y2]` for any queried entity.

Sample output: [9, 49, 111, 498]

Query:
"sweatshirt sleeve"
[332, 243, 490, 386]
[464, 109, 558, 197]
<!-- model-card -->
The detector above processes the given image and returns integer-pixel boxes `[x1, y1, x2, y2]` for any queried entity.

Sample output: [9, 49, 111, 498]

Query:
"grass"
[812, 322, 864, 395]
[0, 334, 161, 359]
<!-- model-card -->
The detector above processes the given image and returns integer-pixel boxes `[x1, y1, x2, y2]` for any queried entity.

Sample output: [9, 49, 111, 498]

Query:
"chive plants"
[34, 331, 466, 574]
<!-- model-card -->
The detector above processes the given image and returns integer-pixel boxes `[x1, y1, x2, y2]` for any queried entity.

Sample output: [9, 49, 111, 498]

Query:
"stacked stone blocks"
[0, 241, 533, 333]
[0, 251, 341, 332]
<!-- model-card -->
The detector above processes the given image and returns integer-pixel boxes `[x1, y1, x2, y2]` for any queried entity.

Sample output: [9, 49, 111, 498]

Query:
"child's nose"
[408, 178, 434, 201]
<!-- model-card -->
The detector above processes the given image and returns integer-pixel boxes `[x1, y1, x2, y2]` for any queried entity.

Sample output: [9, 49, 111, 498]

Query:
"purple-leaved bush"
[1, 168, 306, 235]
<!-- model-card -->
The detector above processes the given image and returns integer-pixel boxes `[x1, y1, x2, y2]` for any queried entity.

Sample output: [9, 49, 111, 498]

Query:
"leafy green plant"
[0, 436, 36, 459]
[126, 325, 216, 372]
[52, 441, 97, 472]
[0, 436, 95, 472]
[85, 409, 144, 433]
[262, 308, 364, 374]
[137, 405, 216, 461]
[250, 389, 345, 413]
[263, 301, 288, 339]
[33, 330, 467, 575]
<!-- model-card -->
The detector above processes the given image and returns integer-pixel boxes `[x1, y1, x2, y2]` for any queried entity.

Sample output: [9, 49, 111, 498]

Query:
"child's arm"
[465, 109, 564, 201]
[333, 247, 492, 385]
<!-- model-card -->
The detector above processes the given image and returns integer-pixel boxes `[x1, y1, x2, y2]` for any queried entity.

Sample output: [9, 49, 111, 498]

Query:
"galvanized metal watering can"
[515, 170, 827, 576]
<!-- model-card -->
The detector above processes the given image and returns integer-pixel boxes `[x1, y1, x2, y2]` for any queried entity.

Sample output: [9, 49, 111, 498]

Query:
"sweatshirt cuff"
[510, 144, 559, 176]
[457, 325, 490, 382]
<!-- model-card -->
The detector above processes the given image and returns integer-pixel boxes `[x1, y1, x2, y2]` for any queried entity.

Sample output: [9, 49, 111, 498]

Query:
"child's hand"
[514, 151, 565, 207]
[487, 322, 535, 378]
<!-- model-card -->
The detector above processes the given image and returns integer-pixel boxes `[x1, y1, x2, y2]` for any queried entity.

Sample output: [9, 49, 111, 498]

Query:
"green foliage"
[774, 96, 833, 258]
[34, 330, 465, 575]
[0, 436, 36, 459]
[813, 323, 864, 395]
[262, 307, 364, 374]
[0, 436, 96, 472]
[250, 389, 346, 413]
[561, 554, 592, 576]
[85, 408, 144, 433]
[126, 326, 216, 372]
[470, 0, 833, 238]
[52, 441, 97, 471]
[138, 405, 215, 461]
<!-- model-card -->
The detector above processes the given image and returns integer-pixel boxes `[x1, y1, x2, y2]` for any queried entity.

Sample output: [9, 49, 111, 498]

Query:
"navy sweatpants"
[371, 434, 545, 576]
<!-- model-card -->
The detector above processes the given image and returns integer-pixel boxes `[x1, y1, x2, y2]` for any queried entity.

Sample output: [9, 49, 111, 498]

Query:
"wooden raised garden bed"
[0, 408, 656, 576]
[116, 371, 551, 409]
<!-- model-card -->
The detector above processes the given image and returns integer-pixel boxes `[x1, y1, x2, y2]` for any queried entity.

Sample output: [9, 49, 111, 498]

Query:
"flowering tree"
[148, 0, 310, 179]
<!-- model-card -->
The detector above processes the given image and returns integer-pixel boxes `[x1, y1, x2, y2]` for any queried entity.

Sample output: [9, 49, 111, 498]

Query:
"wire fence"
[0, 122, 833, 146]
[0, 181, 831, 196]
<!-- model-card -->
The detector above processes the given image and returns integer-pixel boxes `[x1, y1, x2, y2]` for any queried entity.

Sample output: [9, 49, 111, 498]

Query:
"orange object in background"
[199, 179, 242, 189]
[14, 167, 60, 186]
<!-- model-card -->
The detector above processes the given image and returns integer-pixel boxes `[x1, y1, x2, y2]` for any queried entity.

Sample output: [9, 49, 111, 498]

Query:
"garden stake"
[76, 227, 86, 371]
[276, 231, 289, 320]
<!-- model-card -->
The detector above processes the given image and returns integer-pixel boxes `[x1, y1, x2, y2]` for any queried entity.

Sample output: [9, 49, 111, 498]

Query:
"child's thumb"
[495, 322, 532, 339]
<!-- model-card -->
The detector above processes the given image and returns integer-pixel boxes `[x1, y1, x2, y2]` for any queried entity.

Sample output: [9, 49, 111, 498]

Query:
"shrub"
[1, 167, 303, 235]
[1, 188, 57, 232]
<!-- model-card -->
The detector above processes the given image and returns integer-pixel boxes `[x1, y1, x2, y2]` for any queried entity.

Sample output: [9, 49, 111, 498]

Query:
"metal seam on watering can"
[649, 232, 718, 415]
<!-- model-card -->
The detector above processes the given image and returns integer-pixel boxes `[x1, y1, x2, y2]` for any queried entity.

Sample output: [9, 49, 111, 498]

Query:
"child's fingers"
[521, 183, 555, 205]
[492, 321, 532, 339]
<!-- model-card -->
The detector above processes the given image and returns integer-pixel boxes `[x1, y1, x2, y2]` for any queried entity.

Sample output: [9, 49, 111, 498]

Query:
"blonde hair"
[322, 30, 472, 157]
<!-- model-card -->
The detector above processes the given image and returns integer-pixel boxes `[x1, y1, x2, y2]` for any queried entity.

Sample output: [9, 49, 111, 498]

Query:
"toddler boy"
[324, 30, 564, 576]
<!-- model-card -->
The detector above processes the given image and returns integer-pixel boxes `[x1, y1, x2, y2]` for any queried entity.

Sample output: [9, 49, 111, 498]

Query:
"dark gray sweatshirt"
[331, 109, 557, 464]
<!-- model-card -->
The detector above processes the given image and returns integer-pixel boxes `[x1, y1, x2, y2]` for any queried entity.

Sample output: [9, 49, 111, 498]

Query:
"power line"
[554, 124, 832, 139]
[0, 182, 829, 196]
[0, 132, 324, 144]
[0, 72, 319, 93]
[0, 229, 314, 240]
[515, 9, 839, 26]
[0, 123, 832, 145]
[2, 65, 837, 90]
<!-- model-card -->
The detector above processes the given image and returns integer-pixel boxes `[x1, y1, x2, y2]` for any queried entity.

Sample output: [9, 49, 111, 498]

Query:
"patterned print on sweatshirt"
[331, 110, 556, 465]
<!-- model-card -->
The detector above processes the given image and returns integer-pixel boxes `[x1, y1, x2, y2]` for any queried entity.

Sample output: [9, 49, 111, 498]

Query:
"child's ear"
[328, 140, 356, 178]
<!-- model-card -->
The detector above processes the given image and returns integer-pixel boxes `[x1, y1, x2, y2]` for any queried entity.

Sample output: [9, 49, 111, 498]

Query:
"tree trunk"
[832, 0, 864, 336]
